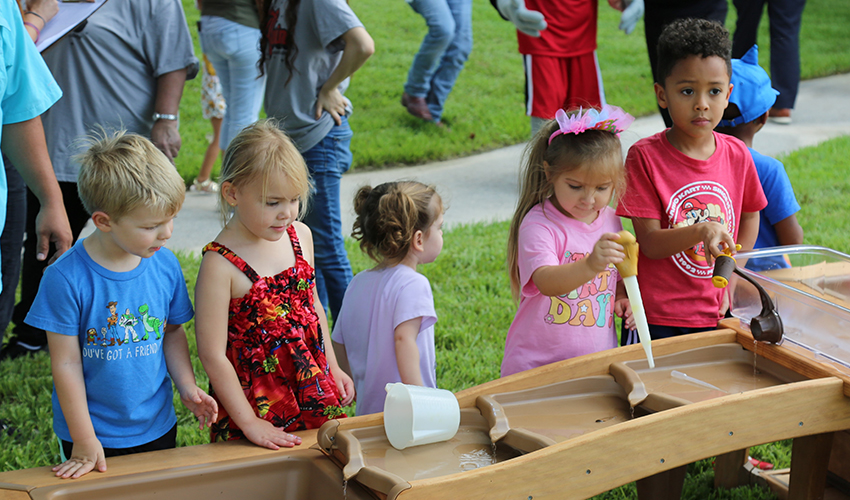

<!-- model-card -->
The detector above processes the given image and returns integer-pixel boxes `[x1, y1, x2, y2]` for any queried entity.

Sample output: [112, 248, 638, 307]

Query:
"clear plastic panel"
[732, 245, 850, 372]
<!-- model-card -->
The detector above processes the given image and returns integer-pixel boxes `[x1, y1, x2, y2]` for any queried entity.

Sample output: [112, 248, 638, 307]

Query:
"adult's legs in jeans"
[301, 119, 354, 323]
[6, 183, 89, 355]
[404, 0, 455, 100]
[0, 156, 26, 345]
[199, 15, 266, 150]
[425, 0, 472, 122]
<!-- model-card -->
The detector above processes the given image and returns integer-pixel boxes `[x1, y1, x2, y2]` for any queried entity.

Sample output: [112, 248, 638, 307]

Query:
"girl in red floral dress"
[195, 120, 354, 450]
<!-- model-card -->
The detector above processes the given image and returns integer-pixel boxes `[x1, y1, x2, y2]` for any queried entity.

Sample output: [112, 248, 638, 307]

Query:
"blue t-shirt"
[25, 240, 194, 448]
[0, 2, 63, 292]
[746, 148, 801, 272]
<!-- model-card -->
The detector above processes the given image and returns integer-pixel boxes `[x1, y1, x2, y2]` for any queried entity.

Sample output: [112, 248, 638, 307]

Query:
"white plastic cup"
[383, 383, 461, 450]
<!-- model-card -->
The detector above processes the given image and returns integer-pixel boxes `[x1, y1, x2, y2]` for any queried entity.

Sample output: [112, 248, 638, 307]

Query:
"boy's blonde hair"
[218, 119, 312, 225]
[507, 114, 626, 300]
[76, 130, 185, 220]
[351, 181, 442, 267]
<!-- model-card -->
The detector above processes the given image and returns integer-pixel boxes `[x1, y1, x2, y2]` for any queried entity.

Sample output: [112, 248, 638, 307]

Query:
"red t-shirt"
[518, 0, 598, 57]
[616, 131, 767, 328]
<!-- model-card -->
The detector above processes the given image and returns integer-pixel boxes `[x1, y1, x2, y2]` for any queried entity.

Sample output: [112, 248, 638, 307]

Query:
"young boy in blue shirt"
[716, 45, 804, 271]
[26, 131, 217, 479]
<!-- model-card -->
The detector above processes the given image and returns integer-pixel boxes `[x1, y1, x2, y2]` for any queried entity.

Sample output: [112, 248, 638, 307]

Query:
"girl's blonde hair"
[352, 181, 442, 267]
[507, 112, 627, 300]
[217, 119, 313, 225]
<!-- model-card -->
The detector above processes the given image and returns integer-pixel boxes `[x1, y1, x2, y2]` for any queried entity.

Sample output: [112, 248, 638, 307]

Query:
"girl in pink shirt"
[503, 105, 636, 376]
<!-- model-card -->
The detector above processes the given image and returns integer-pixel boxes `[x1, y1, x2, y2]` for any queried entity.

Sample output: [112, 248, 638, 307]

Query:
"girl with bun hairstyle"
[331, 181, 444, 416]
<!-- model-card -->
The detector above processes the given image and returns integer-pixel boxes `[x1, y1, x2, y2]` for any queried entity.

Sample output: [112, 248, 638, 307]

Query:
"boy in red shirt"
[616, 18, 766, 341]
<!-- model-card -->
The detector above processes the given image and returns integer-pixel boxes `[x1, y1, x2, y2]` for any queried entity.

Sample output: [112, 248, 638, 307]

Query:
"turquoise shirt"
[0, 0, 63, 292]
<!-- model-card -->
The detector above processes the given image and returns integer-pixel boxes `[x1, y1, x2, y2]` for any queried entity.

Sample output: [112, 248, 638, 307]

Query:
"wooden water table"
[2, 245, 850, 500]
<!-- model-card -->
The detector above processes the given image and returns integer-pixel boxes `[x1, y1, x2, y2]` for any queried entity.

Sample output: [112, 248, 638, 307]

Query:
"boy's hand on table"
[242, 418, 302, 451]
[179, 385, 219, 429]
[53, 437, 106, 479]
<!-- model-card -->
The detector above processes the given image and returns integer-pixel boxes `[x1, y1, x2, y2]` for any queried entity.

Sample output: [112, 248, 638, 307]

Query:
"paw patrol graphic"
[666, 181, 735, 279]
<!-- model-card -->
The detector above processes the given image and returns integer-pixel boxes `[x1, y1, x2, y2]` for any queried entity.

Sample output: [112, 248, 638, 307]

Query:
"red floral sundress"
[203, 226, 345, 442]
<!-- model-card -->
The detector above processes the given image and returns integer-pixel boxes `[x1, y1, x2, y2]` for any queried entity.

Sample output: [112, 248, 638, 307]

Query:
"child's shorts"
[523, 51, 605, 120]
[201, 54, 226, 120]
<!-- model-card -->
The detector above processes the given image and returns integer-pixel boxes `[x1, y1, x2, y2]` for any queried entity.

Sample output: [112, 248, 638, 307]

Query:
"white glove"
[618, 0, 644, 35]
[496, 0, 547, 38]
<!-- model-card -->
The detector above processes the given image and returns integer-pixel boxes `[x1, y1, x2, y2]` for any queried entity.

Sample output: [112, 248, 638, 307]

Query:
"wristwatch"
[152, 112, 179, 121]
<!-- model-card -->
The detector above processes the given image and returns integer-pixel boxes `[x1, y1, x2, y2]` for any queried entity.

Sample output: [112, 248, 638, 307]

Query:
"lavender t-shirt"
[501, 201, 622, 377]
[332, 265, 437, 415]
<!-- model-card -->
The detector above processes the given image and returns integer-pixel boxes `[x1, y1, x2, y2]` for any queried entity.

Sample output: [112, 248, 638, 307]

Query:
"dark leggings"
[61, 423, 177, 461]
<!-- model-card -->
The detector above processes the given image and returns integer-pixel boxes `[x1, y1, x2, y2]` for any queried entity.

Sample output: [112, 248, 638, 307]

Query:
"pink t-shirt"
[331, 265, 437, 416]
[616, 131, 767, 328]
[501, 201, 622, 377]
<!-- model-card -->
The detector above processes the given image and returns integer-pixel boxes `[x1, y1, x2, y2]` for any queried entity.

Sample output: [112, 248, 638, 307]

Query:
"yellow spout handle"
[614, 230, 639, 278]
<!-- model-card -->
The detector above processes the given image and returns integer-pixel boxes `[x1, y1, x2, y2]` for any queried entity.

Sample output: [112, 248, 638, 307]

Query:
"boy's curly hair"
[656, 18, 732, 86]
[351, 181, 442, 267]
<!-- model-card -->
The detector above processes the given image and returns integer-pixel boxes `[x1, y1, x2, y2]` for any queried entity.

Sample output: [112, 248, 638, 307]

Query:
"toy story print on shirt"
[544, 251, 619, 329]
[667, 181, 735, 279]
[83, 300, 164, 361]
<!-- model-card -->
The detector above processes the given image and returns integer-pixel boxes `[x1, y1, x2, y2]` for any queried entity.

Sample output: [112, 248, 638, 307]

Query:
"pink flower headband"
[548, 105, 635, 145]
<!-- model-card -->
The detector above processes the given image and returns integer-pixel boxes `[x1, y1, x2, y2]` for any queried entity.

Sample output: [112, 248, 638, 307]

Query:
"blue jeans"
[301, 119, 354, 323]
[199, 15, 266, 149]
[404, 0, 473, 122]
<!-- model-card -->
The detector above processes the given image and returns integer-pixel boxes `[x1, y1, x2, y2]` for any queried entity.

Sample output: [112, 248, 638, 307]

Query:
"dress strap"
[287, 225, 305, 261]
[202, 242, 262, 283]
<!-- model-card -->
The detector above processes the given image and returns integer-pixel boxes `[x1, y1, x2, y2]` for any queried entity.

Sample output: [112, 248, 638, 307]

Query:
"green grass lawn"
[3, 135, 849, 498]
[172, 0, 850, 183]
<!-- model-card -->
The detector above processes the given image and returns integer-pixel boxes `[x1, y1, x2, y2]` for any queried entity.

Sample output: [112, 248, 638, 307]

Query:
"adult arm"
[46, 332, 107, 479]
[632, 217, 736, 266]
[1, 117, 72, 263]
[22, 0, 59, 42]
[394, 317, 425, 386]
[162, 323, 218, 429]
[151, 68, 187, 162]
[316, 27, 375, 124]
[195, 253, 302, 450]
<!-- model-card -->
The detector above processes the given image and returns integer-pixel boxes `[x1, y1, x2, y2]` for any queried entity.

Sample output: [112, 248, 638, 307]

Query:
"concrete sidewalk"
[161, 72, 850, 254]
